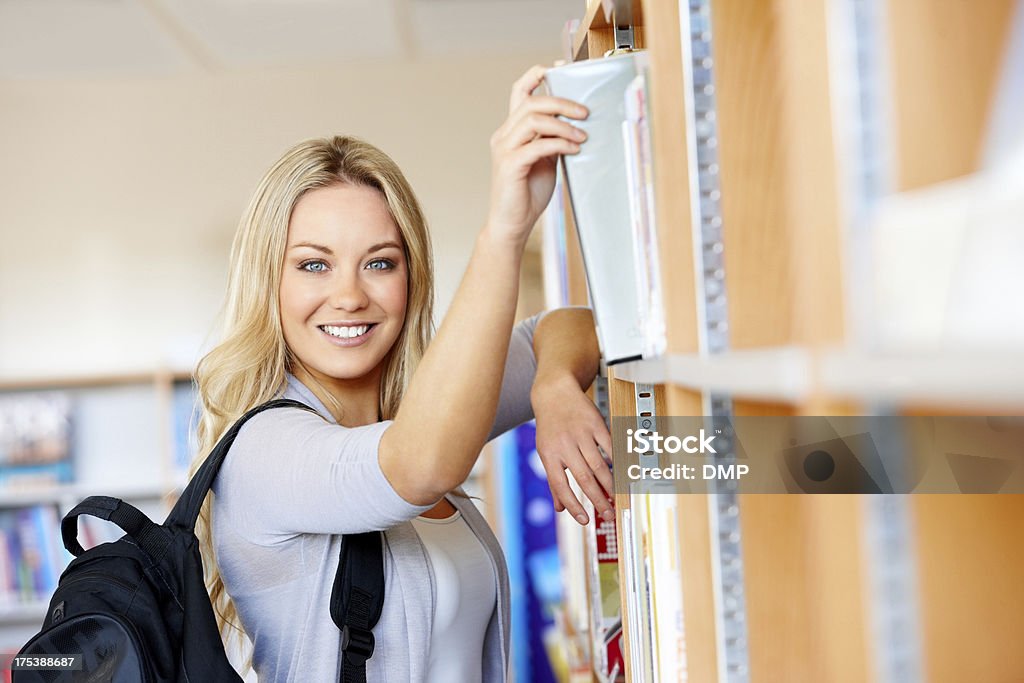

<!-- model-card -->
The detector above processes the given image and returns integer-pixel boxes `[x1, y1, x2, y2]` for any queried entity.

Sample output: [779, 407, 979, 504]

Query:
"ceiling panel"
[0, 0, 585, 80]
[149, 0, 405, 68]
[0, 0, 194, 78]
[410, 0, 580, 58]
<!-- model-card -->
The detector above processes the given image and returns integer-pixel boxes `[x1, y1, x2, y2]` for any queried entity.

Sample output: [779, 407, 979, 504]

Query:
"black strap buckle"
[340, 625, 375, 661]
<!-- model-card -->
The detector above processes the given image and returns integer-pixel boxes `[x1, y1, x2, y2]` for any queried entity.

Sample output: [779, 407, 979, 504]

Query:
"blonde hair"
[189, 136, 434, 663]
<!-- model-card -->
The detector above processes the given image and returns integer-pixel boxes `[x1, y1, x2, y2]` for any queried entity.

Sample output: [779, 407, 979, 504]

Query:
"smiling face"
[279, 183, 408, 393]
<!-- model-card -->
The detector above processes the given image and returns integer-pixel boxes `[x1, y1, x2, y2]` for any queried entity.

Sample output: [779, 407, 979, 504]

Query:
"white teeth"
[321, 325, 370, 339]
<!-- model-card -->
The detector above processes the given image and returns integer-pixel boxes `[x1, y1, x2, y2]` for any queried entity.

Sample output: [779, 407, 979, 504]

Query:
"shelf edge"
[613, 347, 812, 403]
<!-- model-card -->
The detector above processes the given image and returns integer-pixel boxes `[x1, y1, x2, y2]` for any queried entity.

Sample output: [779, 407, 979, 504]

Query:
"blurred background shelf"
[0, 601, 48, 624]
[0, 480, 184, 511]
[0, 368, 198, 650]
[0, 370, 192, 393]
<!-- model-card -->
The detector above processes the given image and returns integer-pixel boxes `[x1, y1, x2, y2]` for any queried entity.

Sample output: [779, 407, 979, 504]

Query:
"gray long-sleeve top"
[211, 314, 542, 682]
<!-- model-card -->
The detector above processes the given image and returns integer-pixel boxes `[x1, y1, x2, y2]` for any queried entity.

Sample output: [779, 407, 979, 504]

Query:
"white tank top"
[410, 509, 497, 683]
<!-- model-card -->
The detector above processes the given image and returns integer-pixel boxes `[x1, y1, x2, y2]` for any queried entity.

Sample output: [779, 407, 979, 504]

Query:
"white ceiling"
[0, 0, 583, 79]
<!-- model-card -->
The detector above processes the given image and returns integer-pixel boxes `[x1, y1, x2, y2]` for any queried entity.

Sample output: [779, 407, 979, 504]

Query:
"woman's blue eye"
[301, 260, 328, 273]
[366, 259, 395, 271]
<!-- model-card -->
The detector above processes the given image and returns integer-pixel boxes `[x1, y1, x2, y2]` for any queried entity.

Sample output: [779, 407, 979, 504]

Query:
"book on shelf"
[622, 69, 667, 360]
[586, 499, 625, 682]
[870, 147, 1024, 352]
[0, 392, 74, 492]
[866, 1, 1024, 354]
[171, 379, 200, 473]
[542, 165, 572, 310]
[981, 0, 1024, 170]
[643, 492, 686, 681]
[555, 476, 626, 681]
[556, 503, 594, 678]
[545, 51, 665, 365]
[0, 504, 67, 610]
[616, 486, 688, 682]
[562, 18, 581, 63]
[620, 504, 652, 681]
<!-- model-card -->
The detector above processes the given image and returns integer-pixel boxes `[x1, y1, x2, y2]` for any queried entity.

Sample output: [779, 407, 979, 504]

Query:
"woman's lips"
[318, 323, 377, 348]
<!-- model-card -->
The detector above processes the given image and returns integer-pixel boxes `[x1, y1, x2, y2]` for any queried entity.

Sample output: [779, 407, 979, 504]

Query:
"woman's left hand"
[531, 372, 614, 526]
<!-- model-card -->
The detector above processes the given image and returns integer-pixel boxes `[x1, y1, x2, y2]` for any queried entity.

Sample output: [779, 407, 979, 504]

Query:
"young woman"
[190, 67, 615, 682]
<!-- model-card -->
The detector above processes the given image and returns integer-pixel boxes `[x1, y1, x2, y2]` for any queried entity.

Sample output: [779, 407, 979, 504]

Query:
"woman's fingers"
[508, 64, 548, 114]
[550, 489, 566, 513]
[580, 437, 615, 498]
[508, 137, 580, 173]
[492, 97, 587, 155]
[514, 95, 588, 122]
[484, 69, 589, 240]
[563, 451, 614, 522]
[536, 415, 617, 525]
[498, 96, 588, 141]
[542, 458, 588, 524]
[500, 112, 587, 149]
[595, 422, 613, 461]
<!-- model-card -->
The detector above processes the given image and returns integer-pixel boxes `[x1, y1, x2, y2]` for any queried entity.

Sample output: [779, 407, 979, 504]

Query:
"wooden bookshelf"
[547, 0, 1024, 681]
[572, 1, 646, 63]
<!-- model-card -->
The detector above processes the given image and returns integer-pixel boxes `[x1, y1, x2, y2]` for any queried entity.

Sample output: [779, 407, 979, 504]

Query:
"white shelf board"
[820, 349, 1024, 408]
[612, 347, 812, 402]
[611, 346, 1024, 408]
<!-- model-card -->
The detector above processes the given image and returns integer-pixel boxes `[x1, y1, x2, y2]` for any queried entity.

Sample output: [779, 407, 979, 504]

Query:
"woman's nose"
[329, 273, 370, 311]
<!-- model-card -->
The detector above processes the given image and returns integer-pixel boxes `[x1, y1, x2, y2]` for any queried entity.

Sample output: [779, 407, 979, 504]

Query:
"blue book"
[14, 507, 45, 598]
[0, 516, 13, 602]
[32, 505, 60, 593]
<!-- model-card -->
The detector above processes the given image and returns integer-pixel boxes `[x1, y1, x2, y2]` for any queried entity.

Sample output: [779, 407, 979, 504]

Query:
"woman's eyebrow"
[288, 241, 333, 255]
[367, 241, 402, 254]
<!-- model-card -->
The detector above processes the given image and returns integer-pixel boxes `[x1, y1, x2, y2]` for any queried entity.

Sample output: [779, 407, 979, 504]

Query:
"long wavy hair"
[189, 136, 434, 665]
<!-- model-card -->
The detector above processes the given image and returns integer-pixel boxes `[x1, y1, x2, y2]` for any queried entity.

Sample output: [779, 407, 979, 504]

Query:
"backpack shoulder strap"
[165, 398, 316, 531]
[332, 531, 385, 683]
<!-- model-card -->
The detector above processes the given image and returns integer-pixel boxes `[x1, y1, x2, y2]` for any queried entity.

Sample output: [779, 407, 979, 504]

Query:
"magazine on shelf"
[0, 392, 74, 491]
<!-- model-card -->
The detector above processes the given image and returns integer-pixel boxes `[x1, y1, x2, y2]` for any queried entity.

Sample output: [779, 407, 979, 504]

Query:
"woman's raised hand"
[486, 65, 588, 246]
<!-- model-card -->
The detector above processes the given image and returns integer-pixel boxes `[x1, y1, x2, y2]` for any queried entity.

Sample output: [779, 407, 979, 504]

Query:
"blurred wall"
[0, 54, 550, 379]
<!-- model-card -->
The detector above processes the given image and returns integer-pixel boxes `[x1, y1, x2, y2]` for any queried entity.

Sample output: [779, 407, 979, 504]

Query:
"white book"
[545, 52, 652, 365]
[622, 71, 667, 359]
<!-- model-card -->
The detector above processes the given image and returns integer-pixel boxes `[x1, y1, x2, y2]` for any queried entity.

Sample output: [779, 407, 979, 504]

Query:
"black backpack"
[15, 399, 385, 683]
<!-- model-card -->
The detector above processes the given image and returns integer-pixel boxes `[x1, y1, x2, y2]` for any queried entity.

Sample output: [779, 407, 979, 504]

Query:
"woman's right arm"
[378, 66, 589, 506]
